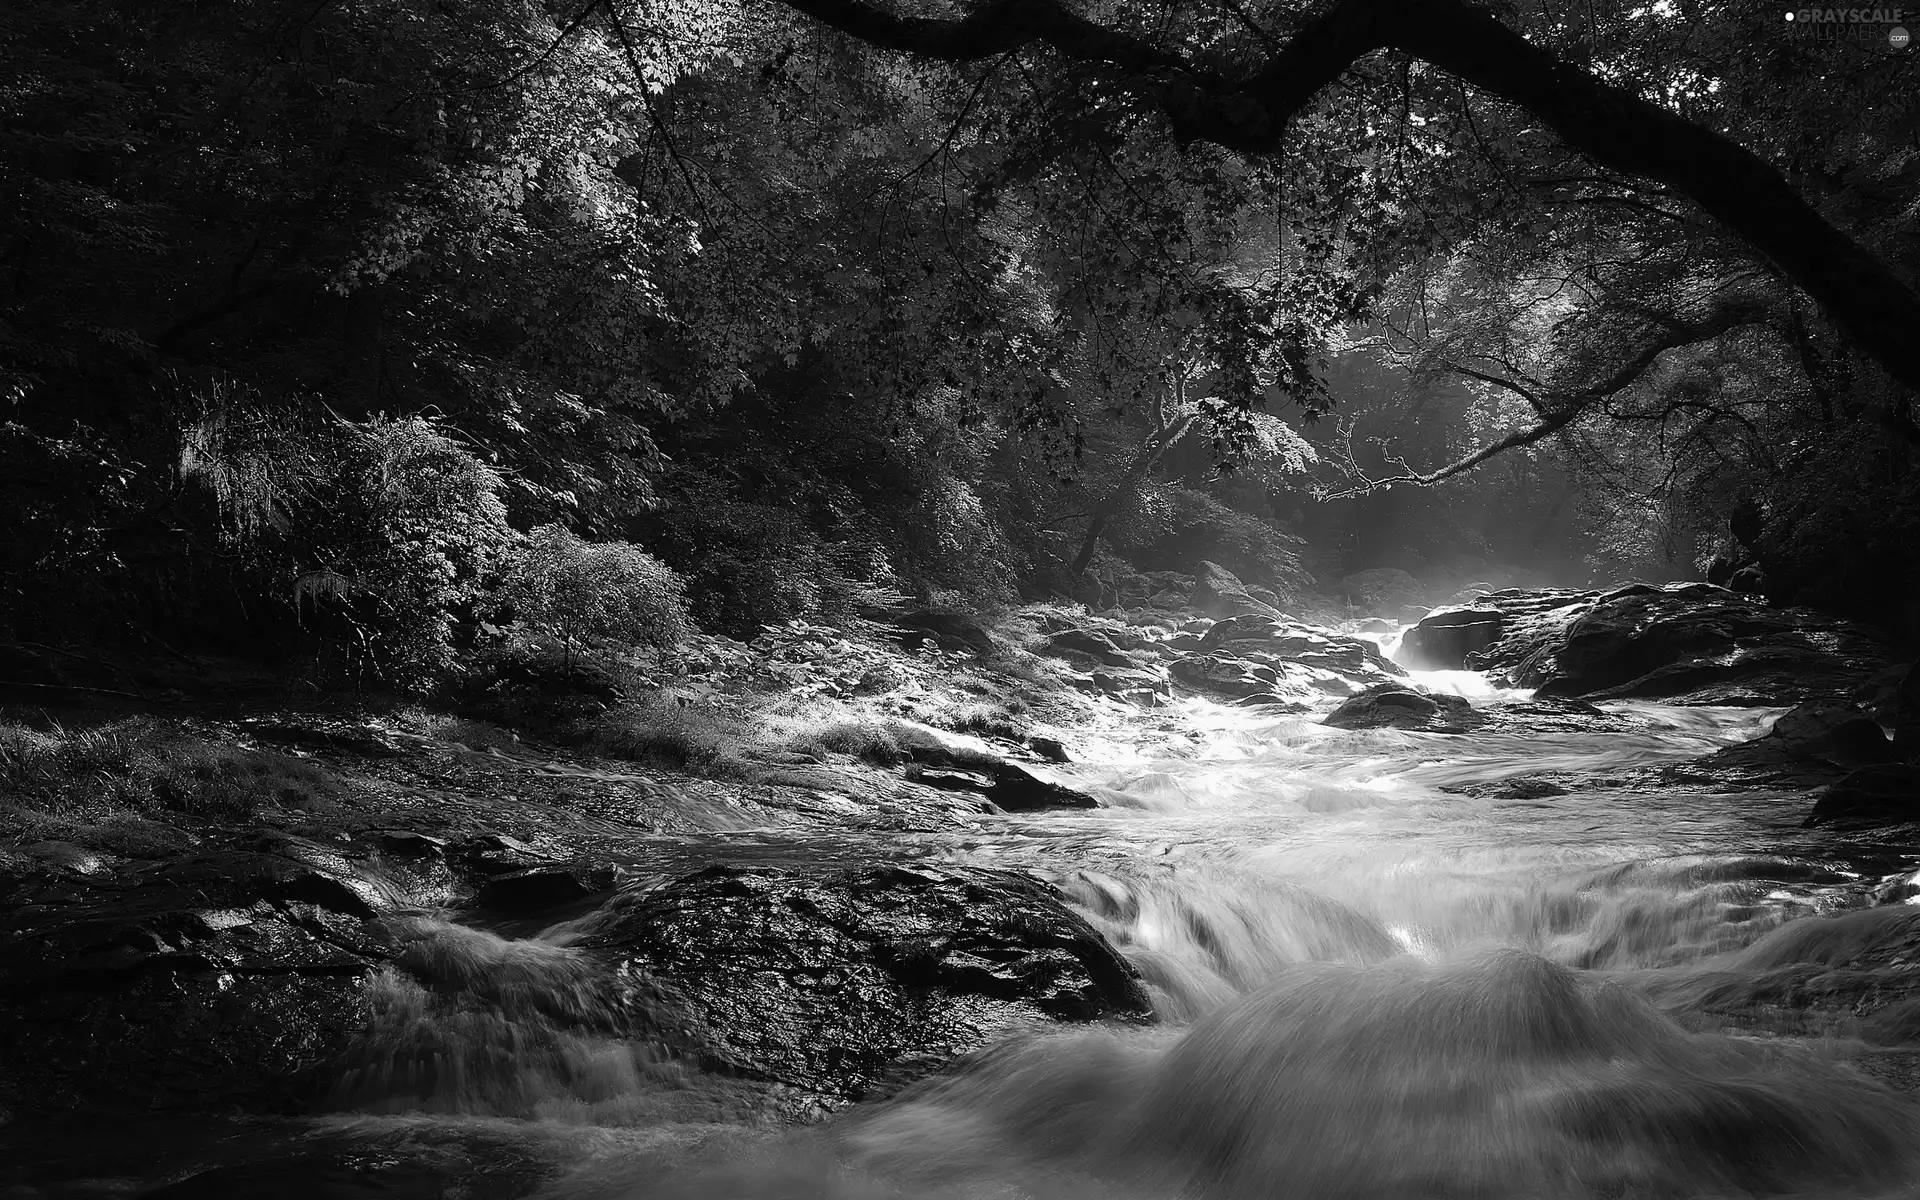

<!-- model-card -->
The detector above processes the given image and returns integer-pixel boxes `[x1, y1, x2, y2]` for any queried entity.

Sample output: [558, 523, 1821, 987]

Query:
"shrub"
[397, 710, 523, 753]
[499, 525, 690, 657]
[638, 493, 831, 637]
[457, 641, 629, 725]
[278, 416, 514, 691]
[630, 470, 898, 638]
[896, 475, 1021, 608]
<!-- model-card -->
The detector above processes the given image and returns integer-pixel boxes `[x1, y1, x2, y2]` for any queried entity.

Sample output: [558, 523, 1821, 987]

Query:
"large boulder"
[1167, 606, 1413, 702]
[1851, 662, 1912, 727]
[1480, 584, 1896, 706]
[571, 864, 1153, 1099]
[1765, 704, 1897, 767]
[1091, 665, 1171, 706]
[1804, 765, 1920, 828]
[888, 721, 1102, 809]
[1397, 606, 1504, 671]
[1169, 611, 1414, 707]
[1322, 684, 1486, 734]
[1192, 561, 1288, 621]
[1452, 588, 1599, 681]
[1045, 628, 1135, 667]
[989, 763, 1102, 810]
[1171, 653, 1280, 699]
[0, 838, 401, 1119]
[1728, 566, 1767, 596]
[1701, 702, 1898, 785]
[1198, 615, 1407, 692]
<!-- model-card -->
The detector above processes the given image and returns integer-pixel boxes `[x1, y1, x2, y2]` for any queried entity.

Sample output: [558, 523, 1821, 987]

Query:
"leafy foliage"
[292, 418, 514, 688]
[500, 524, 690, 653]
[3, 0, 1917, 664]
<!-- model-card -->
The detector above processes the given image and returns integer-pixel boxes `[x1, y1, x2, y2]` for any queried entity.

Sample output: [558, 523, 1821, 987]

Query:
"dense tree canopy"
[2, 0, 1915, 676]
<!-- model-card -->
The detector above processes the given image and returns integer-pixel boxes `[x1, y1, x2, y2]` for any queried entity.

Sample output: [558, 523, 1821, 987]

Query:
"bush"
[396, 710, 523, 753]
[629, 470, 897, 639]
[896, 474, 1021, 608]
[280, 416, 514, 691]
[500, 525, 690, 655]
[639, 494, 832, 637]
[457, 642, 629, 725]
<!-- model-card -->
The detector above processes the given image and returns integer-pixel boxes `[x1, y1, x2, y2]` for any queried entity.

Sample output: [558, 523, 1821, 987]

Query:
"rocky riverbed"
[3, 577, 1919, 1198]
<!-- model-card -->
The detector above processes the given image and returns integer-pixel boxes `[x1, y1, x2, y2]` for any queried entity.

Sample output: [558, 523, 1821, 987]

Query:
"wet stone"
[455, 833, 553, 877]
[987, 763, 1100, 811]
[0, 846, 404, 1117]
[1027, 736, 1071, 763]
[474, 864, 618, 914]
[1804, 764, 1920, 828]
[1046, 628, 1135, 667]
[1192, 560, 1288, 621]
[1398, 606, 1504, 670]
[1323, 684, 1486, 734]
[1091, 665, 1168, 697]
[1480, 585, 1895, 706]
[572, 863, 1153, 1099]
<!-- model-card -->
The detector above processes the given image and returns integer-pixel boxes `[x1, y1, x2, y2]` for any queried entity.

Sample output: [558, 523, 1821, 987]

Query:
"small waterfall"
[328, 917, 771, 1128]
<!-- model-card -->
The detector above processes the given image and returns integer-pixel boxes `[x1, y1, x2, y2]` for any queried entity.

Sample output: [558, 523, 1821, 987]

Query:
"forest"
[5, 0, 1916, 685]
[6, 2, 1920, 1198]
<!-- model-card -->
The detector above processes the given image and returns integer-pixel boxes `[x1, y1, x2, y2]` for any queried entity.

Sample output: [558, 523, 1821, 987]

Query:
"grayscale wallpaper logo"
[1784, 7, 1911, 47]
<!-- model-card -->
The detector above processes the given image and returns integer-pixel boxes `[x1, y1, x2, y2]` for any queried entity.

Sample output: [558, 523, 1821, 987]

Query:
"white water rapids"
[116, 658, 1920, 1199]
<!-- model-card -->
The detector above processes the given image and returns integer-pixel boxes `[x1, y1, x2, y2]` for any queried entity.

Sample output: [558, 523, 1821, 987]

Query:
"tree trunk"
[1068, 412, 1201, 577]
[1067, 490, 1130, 579]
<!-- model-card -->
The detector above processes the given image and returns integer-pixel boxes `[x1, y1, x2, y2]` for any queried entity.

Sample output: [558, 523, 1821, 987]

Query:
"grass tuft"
[937, 700, 1030, 742]
[786, 716, 908, 767]
[398, 709, 524, 753]
[571, 695, 746, 774]
[0, 716, 342, 826]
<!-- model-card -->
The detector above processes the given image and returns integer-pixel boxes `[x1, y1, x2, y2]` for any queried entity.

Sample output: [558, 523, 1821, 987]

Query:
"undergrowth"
[569, 695, 750, 775]
[0, 716, 343, 827]
[937, 699, 1031, 742]
[783, 715, 910, 767]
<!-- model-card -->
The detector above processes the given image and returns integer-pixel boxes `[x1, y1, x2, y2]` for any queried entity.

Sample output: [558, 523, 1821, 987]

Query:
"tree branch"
[774, 0, 1920, 397]
[1321, 300, 1776, 497]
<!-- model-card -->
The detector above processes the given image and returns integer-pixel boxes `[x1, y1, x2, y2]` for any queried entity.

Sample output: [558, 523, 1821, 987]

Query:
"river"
[26, 660, 1920, 1199]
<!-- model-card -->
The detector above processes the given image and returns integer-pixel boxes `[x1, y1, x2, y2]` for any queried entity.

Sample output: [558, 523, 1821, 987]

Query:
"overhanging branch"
[1319, 300, 1777, 497]
[773, 0, 1920, 398]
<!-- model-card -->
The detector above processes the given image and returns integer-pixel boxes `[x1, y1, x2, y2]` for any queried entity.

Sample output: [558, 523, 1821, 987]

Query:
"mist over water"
[281, 670, 1920, 1199]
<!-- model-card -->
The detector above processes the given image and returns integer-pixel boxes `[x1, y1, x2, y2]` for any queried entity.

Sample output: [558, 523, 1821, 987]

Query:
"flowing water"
[29, 661, 1920, 1198]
